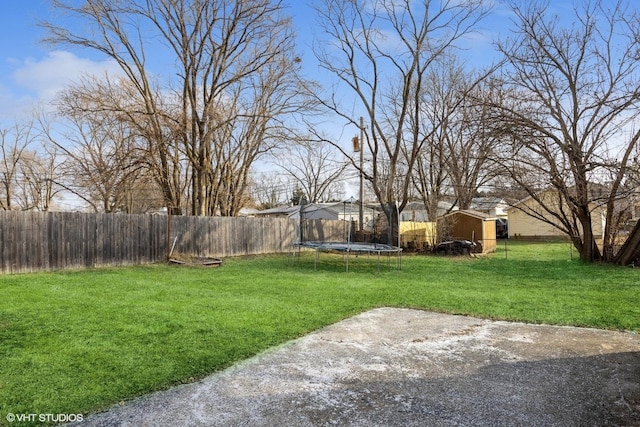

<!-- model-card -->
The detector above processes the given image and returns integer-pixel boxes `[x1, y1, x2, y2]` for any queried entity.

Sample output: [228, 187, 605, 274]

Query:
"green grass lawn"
[1, 241, 639, 426]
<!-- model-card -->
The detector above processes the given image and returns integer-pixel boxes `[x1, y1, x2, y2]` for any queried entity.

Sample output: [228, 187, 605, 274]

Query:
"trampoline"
[289, 198, 403, 272]
[289, 241, 402, 272]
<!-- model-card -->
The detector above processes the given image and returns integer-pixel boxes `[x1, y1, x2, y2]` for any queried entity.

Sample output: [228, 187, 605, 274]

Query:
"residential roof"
[403, 200, 456, 210]
[470, 197, 507, 211]
[238, 207, 260, 216]
[255, 202, 381, 218]
[255, 205, 301, 216]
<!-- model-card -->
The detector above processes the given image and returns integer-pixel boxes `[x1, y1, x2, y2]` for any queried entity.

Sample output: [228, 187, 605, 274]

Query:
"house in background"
[470, 197, 509, 219]
[254, 202, 379, 230]
[238, 207, 260, 217]
[399, 198, 508, 221]
[334, 202, 378, 227]
[400, 201, 456, 222]
[506, 189, 605, 239]
[254, 203, 338, 220]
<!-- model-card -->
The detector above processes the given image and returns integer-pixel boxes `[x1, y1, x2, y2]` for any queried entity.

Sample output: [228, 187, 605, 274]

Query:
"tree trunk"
[614, 219, 640, 266]
[383, 202, 399, 246]
[575, 208, 601, 262]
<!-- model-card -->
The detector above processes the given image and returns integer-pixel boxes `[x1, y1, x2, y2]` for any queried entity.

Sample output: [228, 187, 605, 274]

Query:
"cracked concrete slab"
[68, 308, 640, 426]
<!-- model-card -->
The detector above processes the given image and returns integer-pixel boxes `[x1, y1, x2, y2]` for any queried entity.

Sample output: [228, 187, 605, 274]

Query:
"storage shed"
[436, 210, 497, 254]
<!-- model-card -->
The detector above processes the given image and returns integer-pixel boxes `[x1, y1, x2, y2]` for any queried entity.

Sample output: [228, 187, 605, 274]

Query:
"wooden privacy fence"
[0, 211, 346, 273]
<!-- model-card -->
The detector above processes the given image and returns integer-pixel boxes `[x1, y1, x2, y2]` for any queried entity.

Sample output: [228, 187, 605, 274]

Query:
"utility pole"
[359, 116, 364, 231]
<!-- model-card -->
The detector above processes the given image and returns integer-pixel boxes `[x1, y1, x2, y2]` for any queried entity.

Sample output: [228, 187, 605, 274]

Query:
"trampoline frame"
[289, 241, 402, 272]
[290, 198, 403, 272]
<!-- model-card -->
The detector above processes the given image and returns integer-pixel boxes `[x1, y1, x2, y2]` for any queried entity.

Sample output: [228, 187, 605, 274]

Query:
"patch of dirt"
[168, 253, 223, 267]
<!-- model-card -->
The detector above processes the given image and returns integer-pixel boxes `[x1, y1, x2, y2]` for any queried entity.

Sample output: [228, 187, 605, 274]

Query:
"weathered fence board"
[0, 211, 344, 273]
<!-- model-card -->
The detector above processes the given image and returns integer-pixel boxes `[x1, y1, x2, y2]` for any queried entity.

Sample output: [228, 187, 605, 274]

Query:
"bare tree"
[44, 86, 148, 213]
[109, 77, 188, 214]
[488, 0, 640, 263]
[274, 138, 348, 203]
[312, 0, 491, 244]
[413, 55, 496, 222]
[207, 51, 310, 216]
[14, 145, 61, 211]
[44, 0, 305, 217]
[43, 0, 186, 213]
[413, 120, 449, 225]
[0, 122, 38, 210]
[0, 119, 62, 211]
[250, 171, 289, 210]
[121, 174, 166, 214]
[446, 78, 500, 210]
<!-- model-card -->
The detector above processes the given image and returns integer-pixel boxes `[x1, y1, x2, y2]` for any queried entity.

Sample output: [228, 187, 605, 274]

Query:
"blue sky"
[0, 0, 582, 207]
[0, 1, 118, 120]
[0, 1, 513, 123]
[0, 1, 315, 121]
[0, 0, 512, 206]
[1, 1, 59, 117]
[1, 1, 48, 117]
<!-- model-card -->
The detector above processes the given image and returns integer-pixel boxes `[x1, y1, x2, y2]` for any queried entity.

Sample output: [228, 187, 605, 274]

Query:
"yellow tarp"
[400, 221, 437, 248]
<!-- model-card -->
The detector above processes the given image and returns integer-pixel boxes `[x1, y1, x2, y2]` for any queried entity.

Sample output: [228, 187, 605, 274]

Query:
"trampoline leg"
[346, 249, 349, 272]
[314, 248, 318, 271]
[288, 245, 299, 266]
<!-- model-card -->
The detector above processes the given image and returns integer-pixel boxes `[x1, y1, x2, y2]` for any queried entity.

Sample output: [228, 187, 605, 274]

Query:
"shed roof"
[439, 209, 492, 221]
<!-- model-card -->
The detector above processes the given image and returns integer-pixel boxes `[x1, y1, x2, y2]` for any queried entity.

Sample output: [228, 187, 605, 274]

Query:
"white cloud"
[1, 50, 121, 119]
[13, 50, 121, 98]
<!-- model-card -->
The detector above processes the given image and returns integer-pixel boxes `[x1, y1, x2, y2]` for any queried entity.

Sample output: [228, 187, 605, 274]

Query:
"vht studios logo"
[5, 413, 84, 423]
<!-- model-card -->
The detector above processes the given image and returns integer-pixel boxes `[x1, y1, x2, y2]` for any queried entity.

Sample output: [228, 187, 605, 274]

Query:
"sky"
[0, 0, 514, 206]
[0, 1, 121, 120]
[3, 0, 635, 211]
[0, 0, 525, 207]
[0, 0, 513, 123]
